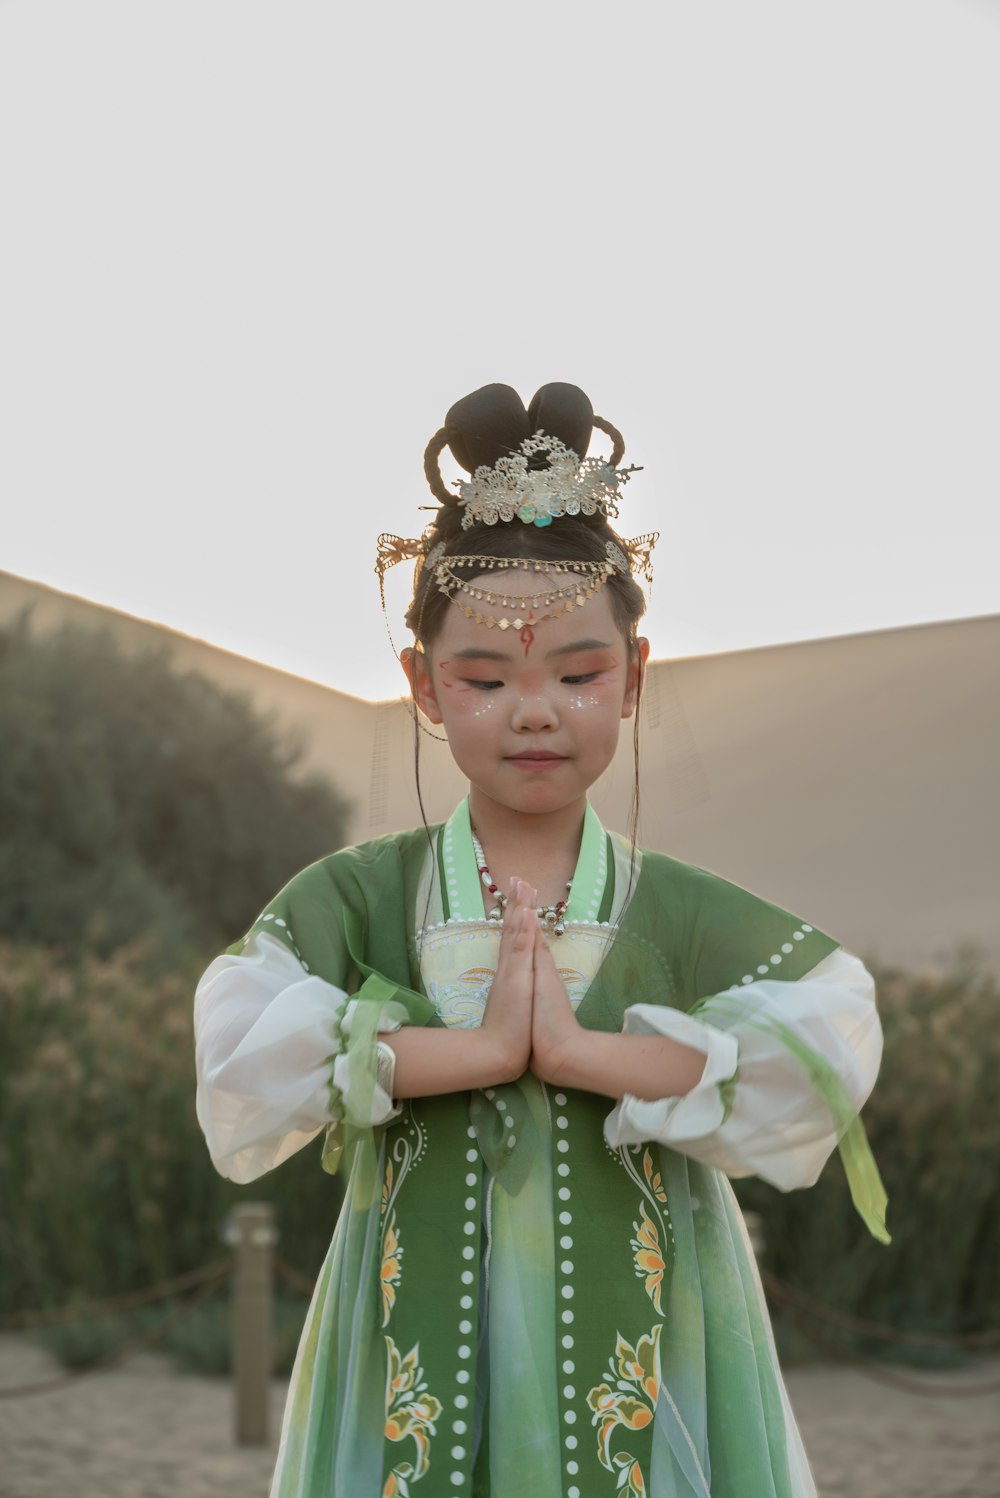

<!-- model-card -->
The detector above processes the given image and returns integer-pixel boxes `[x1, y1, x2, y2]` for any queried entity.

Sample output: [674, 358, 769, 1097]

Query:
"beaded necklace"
[469, 825, 571, 936]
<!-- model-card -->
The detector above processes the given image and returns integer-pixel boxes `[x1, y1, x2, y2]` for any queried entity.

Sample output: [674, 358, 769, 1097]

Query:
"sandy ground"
[0, 1335, 997, 1497]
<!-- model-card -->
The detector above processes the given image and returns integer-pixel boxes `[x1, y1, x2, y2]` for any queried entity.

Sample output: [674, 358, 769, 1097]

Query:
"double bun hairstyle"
[404, 381, 648, 648]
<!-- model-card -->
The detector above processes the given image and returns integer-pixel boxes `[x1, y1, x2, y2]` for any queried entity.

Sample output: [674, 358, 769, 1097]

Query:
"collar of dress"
[438, 798, 610, 924]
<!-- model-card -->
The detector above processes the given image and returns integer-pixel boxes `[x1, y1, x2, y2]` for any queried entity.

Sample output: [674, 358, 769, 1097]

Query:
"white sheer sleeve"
[194, 931, 401, 1184]
[603, 948, 882, 1192]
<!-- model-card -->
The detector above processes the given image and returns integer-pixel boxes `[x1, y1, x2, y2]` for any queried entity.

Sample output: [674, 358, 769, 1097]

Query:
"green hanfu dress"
[194, 801, 889, 1498]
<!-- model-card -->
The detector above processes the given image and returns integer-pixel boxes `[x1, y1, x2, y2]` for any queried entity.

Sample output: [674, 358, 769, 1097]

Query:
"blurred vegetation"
[733, 948, 1000, 1367]
[0, 615, 351, 1365]
[0, 610, 352, 965]
[0, 939, 342, 1318]
[30, 1293, 310, 1379]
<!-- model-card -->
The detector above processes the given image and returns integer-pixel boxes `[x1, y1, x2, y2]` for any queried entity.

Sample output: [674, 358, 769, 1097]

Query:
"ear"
[621, 638, 650, 720]
[400, 645, 444, 725]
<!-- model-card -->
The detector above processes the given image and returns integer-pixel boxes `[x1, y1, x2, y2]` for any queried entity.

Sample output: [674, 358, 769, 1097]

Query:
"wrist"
[532, 1026, 591, 1088]
[476, 1027, 530, 1086]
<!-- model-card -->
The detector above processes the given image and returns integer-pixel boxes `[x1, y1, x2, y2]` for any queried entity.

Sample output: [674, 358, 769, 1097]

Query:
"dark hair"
[404, 382, 647, 860]
[405, 381, 647, 647]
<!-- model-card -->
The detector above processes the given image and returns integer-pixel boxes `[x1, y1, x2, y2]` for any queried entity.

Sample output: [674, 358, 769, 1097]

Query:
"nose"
[511, 690, 559, 733]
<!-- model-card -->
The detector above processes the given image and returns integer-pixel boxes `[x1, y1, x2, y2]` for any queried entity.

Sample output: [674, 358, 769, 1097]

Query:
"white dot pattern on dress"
[741, 925, 817, 986]
[453, 1169, 480, 1492]
[551, 1088, 582, 1473]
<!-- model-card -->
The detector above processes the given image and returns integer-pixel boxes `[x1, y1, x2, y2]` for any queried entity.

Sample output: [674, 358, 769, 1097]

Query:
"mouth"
[505, 751, 568, 769]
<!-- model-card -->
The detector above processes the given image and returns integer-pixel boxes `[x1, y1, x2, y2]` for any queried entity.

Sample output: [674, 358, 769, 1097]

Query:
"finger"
[496, 897, 534, 968]
[532, 925, 560, 980]
[510, 877, 535, 912]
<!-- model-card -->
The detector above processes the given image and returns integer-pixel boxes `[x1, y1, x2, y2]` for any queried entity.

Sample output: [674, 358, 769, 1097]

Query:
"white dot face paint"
[567, 694, 602, 712]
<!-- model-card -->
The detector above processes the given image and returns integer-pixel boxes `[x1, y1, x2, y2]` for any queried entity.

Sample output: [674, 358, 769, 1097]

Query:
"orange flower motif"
[630, 1204, 665, 1314]
[380, 1212, 402, 1327]
[642, 1148, 667, 1203]
[383, 1336, 443, 1497]
[587, 1324, 661, 1490]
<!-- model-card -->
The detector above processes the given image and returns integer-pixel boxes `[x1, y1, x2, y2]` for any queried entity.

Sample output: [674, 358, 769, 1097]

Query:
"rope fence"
[0, 1257, 234, 1331]
[762, 1273, 1000, 1399]
[2, 1204, 999, 1422]
[0, 1264, 230, 1401]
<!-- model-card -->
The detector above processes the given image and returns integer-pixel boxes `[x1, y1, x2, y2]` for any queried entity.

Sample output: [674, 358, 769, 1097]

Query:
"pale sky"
[2, 0, 998, 701]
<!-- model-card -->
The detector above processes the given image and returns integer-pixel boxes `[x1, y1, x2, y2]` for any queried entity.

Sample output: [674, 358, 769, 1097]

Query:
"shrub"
[734, 949, 1000, 1364]
[0, 940, 342, 1316]
[0, 612, 351, 964]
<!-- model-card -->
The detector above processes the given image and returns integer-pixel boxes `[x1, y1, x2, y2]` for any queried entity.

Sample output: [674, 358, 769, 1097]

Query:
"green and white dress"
[194, 801, 888, 1498]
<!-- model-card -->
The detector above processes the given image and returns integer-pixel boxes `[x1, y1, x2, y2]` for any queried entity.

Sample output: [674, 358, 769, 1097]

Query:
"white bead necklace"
[470, 825, 571, 936]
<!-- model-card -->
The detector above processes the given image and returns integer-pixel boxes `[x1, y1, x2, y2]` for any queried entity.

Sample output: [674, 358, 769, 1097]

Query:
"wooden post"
[226, 1202, 277, 1446]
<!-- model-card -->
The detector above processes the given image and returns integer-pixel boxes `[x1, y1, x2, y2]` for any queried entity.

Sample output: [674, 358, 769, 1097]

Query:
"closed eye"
[562, 672, 600, 685]
[467, 679, 504, 691]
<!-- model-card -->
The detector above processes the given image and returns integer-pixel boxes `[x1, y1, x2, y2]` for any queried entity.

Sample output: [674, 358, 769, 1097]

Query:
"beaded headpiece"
[455, 431, 641, 530]
[374, 381, 658, 647]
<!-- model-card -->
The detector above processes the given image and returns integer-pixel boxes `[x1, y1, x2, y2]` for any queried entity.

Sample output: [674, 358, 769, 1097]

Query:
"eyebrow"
[448, 638, 614, 663]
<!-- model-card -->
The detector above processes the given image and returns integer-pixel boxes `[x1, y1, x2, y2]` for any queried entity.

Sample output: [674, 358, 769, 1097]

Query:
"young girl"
[194, 381, 889, 1498]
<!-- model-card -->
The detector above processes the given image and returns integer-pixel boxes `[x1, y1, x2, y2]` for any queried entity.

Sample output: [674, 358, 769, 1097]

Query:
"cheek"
[565, 674, 623, 714]
[441, 685, 499, 721]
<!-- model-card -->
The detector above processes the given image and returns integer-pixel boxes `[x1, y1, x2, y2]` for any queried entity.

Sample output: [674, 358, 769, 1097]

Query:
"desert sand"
[1, 1335, 997, 1498]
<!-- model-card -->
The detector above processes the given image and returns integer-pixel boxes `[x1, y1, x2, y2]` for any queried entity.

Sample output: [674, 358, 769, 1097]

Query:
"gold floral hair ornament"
[621, 532, 658, 584]
[454, 431, 642, 531]
[375, 533, 425, 616]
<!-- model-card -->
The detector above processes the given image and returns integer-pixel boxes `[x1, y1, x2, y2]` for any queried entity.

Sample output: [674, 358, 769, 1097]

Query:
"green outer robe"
[224, 816, 887, 1498]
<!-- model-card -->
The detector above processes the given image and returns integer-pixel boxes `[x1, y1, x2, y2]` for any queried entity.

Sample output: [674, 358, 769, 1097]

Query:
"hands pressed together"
[480, 877, 585, 1088]
[382, 878, 708, 1104]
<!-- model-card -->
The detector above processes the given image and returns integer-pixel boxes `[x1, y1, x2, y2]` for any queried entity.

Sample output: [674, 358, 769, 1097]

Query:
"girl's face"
[404, 571, 649, 821]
